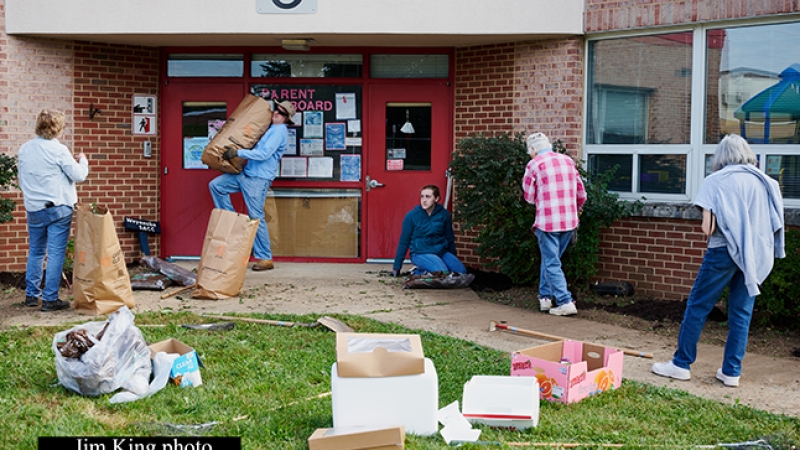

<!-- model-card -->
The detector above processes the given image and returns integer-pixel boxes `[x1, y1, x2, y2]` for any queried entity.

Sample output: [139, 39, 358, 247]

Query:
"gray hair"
[525, 132, 551, 156]
[711, 134, 757, 172]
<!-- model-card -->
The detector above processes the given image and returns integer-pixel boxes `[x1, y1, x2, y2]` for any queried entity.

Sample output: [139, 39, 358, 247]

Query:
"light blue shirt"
[238, 123, 287, 180]
[694, 164, 785, 296]
[18, 137, 89, 212]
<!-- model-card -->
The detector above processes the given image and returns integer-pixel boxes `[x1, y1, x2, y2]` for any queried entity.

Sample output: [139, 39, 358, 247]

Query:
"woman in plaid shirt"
[522, 133, 586, 316]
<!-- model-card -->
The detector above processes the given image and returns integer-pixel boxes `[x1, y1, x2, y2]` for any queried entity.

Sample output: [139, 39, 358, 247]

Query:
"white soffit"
[5, 0, 584, 47]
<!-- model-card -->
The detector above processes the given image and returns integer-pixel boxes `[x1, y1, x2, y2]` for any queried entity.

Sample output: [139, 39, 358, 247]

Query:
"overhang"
[5, 0, 584, 48]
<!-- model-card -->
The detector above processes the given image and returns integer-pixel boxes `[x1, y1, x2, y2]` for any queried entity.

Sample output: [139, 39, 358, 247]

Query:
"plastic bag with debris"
[403, 271, 475, 289]
[52, 306, 151, 397]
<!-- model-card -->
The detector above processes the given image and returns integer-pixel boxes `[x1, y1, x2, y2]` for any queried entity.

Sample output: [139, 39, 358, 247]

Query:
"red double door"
[160, 81, 452, 261]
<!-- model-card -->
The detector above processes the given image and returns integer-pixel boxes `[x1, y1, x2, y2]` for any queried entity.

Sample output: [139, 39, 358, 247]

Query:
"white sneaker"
[716, 368, 740, 387]
[548, 302, 577, 316]
[652, 361, 691, 381]
[538, 297, 552, 312]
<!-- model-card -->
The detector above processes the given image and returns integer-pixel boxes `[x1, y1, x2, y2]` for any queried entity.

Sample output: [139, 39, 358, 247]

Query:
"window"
[167, 54, 243, 77]
[587, 21, 800, 202]
[251, 54, 363, 78]
[370, 55, 449, 78]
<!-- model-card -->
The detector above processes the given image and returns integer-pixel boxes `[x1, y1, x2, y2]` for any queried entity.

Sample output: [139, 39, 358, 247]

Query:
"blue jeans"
[26, 205, 73, 301]
[672, 247, 755, 377]
[535, 228, 574, 306]
[411, 252, 466, 274]
[209, 173, 273, 260]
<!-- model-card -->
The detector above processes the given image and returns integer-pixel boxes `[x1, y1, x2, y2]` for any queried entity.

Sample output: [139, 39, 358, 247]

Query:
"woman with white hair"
[653, 134, 785, 387]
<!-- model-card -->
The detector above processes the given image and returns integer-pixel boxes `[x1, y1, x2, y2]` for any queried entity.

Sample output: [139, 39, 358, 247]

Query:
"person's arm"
[238, 127, 282, 161]
[392, 213, 414, 274]
[60, 149, 89, 183]
[522, 160, 537, 205]
[701, 208, 716, 236]
[575, 166, 587, 212]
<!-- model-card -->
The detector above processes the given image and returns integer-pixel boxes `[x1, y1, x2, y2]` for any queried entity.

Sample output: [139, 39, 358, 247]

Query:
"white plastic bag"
[110, 352, 177, 404]
[53, 306, 151, 397]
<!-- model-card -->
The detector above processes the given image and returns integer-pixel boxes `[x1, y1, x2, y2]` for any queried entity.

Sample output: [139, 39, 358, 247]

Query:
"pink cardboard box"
[510, 340, 623, 404]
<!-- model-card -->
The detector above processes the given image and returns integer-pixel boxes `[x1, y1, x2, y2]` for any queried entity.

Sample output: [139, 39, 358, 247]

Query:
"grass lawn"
[1, 311, 798, 449]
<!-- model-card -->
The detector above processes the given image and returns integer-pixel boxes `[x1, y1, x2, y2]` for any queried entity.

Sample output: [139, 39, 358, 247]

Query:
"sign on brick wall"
[132, 94, 157, 135]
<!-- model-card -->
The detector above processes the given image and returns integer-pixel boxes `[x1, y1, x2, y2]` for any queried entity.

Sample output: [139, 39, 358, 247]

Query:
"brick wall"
[0, 2, 160, 273]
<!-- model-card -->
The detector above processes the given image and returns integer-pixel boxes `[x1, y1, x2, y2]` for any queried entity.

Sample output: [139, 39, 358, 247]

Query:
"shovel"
[202, 314, 354, 333]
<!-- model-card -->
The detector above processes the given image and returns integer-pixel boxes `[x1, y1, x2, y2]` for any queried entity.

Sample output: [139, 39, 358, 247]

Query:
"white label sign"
[132, 94, 157, 135]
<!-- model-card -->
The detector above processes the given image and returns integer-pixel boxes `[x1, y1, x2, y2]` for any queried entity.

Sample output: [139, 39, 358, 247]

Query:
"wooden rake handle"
[160, 284, 196, 299]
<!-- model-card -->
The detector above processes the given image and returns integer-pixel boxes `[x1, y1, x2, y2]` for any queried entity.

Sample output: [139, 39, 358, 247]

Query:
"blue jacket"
[393, 204, 457, 270]
[238, 123, 287, 180]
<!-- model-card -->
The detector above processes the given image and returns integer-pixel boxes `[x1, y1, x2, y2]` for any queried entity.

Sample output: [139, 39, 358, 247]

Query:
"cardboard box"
[511, 340, 623, 404]
[308, 426, 405, 450]
[461, 375, 539, 430]
[148, 339, 203, 388]
[331, 358, 438, 436]
[336, 333, 424, 378]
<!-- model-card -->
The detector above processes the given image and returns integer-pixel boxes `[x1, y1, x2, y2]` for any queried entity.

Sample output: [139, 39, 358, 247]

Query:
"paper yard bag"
[192, 209, 259, 300]
[72, 204, 135, 315]
[202, 94, 272, 174]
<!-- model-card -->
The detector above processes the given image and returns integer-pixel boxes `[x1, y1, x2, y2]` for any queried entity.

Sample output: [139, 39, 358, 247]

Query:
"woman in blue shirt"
[392, 185, 467, 277]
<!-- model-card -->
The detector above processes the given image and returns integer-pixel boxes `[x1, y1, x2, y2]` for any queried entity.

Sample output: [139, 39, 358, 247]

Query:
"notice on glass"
[208, 120, 225, 139]
[308, 156, 334, 178]
[387, 159, 404, 171]
[326, 123, 346, 150]
[347, 119, 361, 134]
[335, 93, 357, 119]
[286, 128, 297, 155]
[345, 137, 362, 147]
[340, 154, 361, 182]
[184, 137, 209, 169]
[300, 138, 324, 156]
[303, 111, 324, 138]
[280, 157, 307, 178]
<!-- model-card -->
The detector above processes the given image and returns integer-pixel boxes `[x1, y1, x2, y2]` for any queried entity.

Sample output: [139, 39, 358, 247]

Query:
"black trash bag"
[594, 281, 634, 297]
[140, 256, 197, 287]
[403, 271, 475, 289]
[130, 272, 174, 291]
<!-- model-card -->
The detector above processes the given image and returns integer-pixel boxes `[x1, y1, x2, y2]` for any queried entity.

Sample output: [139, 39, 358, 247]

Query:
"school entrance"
[159, 51, 453, 262]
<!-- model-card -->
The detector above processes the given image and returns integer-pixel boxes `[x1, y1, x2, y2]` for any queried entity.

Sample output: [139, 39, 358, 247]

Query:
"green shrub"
[449, 132, 641, 287]
[756, 228, 800, 329]
[0, 153, 17, 224]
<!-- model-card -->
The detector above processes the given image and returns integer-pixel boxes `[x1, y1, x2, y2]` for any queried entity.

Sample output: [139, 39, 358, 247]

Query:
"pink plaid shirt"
[522, 150, 587, 232]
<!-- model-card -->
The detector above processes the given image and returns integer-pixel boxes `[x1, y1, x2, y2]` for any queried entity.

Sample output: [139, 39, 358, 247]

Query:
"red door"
[161, 82, 245, 258]
[365, 82, 453, 261]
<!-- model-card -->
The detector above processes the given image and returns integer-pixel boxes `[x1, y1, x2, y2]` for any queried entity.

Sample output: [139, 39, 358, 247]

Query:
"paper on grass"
[437, 401, 481, 444]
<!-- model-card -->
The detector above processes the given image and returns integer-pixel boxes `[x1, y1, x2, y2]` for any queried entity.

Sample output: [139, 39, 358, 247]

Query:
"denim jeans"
[26, 205, 73, 301]
[535, 228, 574, 306]
[672, 247, 755, 377]
[410, 252, 467, 274]
[209, 173, 273, 260]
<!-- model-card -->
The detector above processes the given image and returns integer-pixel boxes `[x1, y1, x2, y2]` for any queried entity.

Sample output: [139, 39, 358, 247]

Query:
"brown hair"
[421, 184, 440, 199]
[35, 109, 65, 140]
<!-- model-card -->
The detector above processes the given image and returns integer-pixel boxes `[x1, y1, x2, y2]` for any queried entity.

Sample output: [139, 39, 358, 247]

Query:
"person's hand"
[76, 152, 86, 161]
[222, 148, 239, 160]
[391, 269, 399, 277]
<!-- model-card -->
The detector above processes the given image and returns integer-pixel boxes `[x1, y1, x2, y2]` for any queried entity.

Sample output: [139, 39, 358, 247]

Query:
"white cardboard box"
[461, 375, 539, 430]
[331, 357, 438, 436]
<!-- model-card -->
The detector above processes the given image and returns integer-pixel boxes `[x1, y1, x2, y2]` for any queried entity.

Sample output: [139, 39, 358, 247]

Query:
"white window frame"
[584, 18, 800, 208]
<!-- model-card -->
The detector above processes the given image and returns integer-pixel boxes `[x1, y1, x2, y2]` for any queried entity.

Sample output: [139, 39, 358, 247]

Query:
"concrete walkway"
[13, 262, 799, 417]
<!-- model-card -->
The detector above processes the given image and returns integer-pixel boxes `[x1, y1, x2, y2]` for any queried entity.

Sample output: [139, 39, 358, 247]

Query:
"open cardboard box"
[308, 425, 405, 450]
[335, 332, 424, 378]
[461, 375, 539, 430]
[510, 340, 623, 404]
[148, 338, 203, 388]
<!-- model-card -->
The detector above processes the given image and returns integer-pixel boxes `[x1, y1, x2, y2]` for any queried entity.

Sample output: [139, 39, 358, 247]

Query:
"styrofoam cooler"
[331, 357, 439, 436]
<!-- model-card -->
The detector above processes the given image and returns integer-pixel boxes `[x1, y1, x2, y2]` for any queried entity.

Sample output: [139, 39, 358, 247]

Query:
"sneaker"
[716, 368, 740, 387]
[538, 296, 552, 312]
[252, 259, 274, 271]
[41, 299, 70, 312]
[548, 302, 577, 316]
[652, 360, 691, 381]
[25, 296, 39, 307]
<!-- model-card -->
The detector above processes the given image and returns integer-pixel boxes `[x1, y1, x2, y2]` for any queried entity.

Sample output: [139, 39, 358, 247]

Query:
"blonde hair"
[35, 109, 66, 140]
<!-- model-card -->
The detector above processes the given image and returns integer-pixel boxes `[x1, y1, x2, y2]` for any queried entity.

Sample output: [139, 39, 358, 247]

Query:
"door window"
[385, 103, 431, 171]
[167, 54, 243, 77]
[182, 102, 226, 169]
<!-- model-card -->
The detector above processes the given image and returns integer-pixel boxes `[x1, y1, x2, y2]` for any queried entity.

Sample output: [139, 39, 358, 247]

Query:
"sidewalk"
[10, 262, 799, 417]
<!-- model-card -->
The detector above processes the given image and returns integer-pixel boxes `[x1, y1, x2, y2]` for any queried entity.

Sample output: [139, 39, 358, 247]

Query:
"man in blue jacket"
[209, 100, 296, 271]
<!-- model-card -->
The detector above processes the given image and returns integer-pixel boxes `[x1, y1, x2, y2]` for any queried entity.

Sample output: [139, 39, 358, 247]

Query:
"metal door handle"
[366, 176, 385, 191]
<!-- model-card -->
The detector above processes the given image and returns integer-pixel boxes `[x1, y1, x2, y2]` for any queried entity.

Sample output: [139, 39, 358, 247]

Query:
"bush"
[449, 132, 641, 287]
[756, 228, 800, 329]
[0, 153, 17, 224]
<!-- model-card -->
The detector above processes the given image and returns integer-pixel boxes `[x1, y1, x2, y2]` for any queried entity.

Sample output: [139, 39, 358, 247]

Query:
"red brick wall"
[0, 7, 160, 273]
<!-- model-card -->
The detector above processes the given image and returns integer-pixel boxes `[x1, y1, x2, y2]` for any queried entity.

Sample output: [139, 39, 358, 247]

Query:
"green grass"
[1, 312, 798, 449]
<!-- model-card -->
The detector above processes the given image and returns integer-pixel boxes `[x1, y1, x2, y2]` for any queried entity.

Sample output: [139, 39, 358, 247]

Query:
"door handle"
[366, 176, 385, 192]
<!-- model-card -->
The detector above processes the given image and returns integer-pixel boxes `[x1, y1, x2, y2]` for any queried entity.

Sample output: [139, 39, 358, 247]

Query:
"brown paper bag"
[192, 209, 259, 300]
[72, 204, 136, 315]
[202, 95, 273, 174]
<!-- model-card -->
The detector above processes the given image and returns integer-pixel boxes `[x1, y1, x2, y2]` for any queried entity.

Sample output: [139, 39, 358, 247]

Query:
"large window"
[587, 21, 800, 202]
